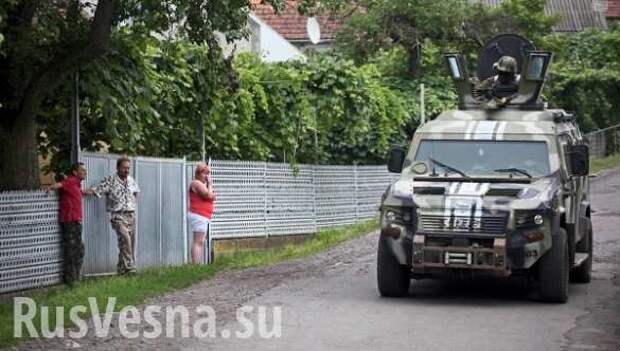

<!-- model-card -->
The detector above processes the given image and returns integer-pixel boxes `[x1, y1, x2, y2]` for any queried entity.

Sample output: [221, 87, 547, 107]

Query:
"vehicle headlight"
[515, 211, 545, 227]
[382, 207, 414, 226]
[534, 214, 544, 225]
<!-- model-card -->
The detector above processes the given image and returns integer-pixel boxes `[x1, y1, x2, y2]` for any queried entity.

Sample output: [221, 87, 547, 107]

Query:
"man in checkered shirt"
[90, 157, 141, 275]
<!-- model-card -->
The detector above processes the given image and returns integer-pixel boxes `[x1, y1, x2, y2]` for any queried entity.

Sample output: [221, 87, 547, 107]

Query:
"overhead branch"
[15, 0, 117, 124]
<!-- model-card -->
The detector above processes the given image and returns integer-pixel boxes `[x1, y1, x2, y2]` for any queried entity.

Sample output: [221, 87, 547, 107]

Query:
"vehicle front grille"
[419, 214, 507, 235]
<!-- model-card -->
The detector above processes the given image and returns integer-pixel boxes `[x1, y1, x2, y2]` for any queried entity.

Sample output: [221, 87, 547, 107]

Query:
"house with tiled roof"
[219, 11, 305, 62]
[220, 1, 340, 62]
[252, 0, 341, 52]
[607, 0, 620, 20]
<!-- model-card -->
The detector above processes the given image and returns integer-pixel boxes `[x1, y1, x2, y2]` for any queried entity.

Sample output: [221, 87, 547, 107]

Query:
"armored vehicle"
[378, 35, 592, 303]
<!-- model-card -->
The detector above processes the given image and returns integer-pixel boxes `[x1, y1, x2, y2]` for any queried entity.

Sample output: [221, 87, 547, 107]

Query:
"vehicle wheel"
[377, 237, 410, 297]
[537, 228, 569, 303]
[570, 219, 593, 283]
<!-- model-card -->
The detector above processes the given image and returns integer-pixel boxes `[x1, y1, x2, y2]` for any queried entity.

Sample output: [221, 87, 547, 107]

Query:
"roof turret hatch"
[444, 34, 553, 111]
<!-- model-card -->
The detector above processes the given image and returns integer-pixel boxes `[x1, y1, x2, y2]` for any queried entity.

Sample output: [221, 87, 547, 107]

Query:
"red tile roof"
[252, 1, 341, 41]
[608, 0, 620, 18]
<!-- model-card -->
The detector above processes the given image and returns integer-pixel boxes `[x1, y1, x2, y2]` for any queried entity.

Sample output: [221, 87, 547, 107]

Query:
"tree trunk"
[0, 114, 40, 190]
[0, 0, 116, 190]
[406, 43, 422, 78]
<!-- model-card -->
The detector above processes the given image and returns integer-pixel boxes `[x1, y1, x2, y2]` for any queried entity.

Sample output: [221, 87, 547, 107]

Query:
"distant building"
[607, 0, 620, 21]
[220, 1, 340, 62]
[252, 0, 341, 53]
[473, 0, 608, 32]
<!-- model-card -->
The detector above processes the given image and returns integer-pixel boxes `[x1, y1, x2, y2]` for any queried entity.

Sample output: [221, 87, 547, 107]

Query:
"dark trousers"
[60, 221, 85, 285]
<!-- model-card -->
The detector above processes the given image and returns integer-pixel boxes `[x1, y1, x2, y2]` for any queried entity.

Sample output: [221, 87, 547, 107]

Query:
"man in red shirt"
[48, 162, 93, 286]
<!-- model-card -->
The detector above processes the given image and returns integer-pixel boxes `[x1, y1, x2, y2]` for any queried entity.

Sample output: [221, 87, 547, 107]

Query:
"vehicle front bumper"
[411, 234, 509, 276]
[381, 225, 549, 276]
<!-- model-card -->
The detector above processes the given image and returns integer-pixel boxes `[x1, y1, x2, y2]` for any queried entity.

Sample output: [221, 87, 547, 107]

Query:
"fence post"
[182, 157, 188, 264]
[158, 161, 163, 265]
[312, 165, 317, 233]
[132, 157, 140, 269]
[354, 165, 359, 221]
[264, 162, 268, 238]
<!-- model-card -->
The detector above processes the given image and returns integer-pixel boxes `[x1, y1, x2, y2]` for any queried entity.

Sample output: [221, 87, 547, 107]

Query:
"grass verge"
[591, 153, 620, 175]
[0, 219, 377, 348]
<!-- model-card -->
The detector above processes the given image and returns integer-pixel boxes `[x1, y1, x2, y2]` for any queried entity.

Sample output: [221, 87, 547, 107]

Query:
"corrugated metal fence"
[585, 123, 620, 159]
[82, 153, 188, 275]
[189, 161, 395, 240]
[1, 154, 395, 294]
[0, 192, 63, 293]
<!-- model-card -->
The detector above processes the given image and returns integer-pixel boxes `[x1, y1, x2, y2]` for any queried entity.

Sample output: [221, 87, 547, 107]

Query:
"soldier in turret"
[472, 55, 520, 108]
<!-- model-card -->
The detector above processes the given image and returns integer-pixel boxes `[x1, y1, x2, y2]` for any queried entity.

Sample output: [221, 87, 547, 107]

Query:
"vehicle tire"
[570, 219, 593, 283]
[537, 228, 569, 303]
[377, 238, 410, 297]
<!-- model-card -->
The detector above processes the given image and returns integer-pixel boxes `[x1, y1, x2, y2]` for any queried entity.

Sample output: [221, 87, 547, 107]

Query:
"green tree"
[546, 26, 620, 131]
[0, 0, 284, 190]
[332, 0, 556, 76]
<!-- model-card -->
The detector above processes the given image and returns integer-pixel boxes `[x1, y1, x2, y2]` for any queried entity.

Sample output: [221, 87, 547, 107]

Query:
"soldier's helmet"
[494, 56, 518, 74]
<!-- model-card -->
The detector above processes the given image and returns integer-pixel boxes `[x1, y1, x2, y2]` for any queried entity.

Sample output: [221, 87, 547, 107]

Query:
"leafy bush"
[545, 26, 620, 131]
[39, 34, 421, 174]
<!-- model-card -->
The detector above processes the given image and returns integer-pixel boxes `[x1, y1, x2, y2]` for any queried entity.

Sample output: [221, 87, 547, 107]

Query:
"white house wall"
[251, 14, 305, 62]
[218, 14, 306, 63]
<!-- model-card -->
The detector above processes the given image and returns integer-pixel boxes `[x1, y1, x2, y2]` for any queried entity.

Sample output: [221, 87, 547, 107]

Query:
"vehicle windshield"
[414, 140, 551, 177]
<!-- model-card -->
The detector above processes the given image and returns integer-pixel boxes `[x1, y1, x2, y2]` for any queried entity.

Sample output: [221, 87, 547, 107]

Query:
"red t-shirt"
[189, 189, 214, 219]
[59, 175, 82, 222]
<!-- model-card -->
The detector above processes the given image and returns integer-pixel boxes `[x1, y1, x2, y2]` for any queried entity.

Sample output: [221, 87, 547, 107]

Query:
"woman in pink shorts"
[188, 162, 215, 264]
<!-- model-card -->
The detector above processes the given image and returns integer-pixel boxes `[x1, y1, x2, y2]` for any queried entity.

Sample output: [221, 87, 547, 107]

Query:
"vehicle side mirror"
[387, 146, 406, 173]
[567, 144, 589, 177]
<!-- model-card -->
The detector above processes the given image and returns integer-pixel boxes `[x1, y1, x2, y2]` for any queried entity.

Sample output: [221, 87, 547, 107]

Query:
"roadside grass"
[591, 153, 620, 175]
[0, 219, 378, 349]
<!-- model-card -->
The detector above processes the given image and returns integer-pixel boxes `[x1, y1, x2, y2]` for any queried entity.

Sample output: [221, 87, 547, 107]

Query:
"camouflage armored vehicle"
[378, 35, 592, 303]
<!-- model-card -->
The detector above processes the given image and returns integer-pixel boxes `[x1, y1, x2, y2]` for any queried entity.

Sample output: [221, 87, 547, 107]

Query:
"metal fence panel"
[586, 123, 620, 159]
[83, 153, 187, 274]
[207, 160, 268, 239]
[160, 159, 187, 266]
[0, 191, 63, 293]
[83, 153, 118, 274]
[315, 165, 357, 228]
[265, 163, 315, 236]
[135, 159, 161, 268]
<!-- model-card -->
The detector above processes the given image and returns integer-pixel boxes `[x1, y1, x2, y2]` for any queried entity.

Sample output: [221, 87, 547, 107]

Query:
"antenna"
[306, 17, 321, 45]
